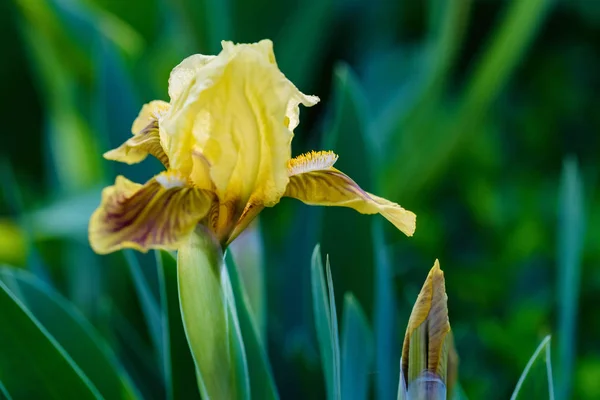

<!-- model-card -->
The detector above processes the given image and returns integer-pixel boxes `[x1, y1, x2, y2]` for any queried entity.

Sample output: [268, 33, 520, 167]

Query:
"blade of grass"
[341, 293, 373, 400]
[0, 280, 101, 399]
[124, 250, 163, 364]
[220, 261, 252, 400]
[155, 250, 201, 400]
[0, 267, 141, 399]
[556, 157, 585, 399]
[311, 245, 334, 399]
[373, 220, 400, 400]
[228, 222, 267, 340]
[326, 257, 341, 400]
[225, 251, 279, 400]
[0, 380, 12, 400]
[510, 335, 555, 400]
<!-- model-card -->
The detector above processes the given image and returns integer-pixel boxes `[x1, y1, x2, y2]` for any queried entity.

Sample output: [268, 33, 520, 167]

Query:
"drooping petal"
[162, 39, 318, 212]
[401, 260, 451, 384]
[104, 100, 170, 167]
[89, 172, 214, 254]
[284, 151, 416, 236]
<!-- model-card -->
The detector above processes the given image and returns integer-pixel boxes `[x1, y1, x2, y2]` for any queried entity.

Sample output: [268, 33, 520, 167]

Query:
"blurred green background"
[1, 0, 599, 398]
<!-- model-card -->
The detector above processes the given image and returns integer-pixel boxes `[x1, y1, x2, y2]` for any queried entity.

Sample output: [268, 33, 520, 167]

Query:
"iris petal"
[284, 158, 416, 236]
[104, 100, 170, 168]
[89, 173, 213, 254]
[401, 260, 451, 383]
[162, 40, 318, 212]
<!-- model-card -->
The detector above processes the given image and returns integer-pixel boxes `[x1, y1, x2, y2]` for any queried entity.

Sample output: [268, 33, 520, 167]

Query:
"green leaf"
[374, 0, 472, 155]
[510, 335, 555, 400]
[0, 267, 140, 399]
[225, 251, 279, 400]
[276, 0, 333, 89]
[326, 258, 341, 400]
[124, 251, 163, 365]
[320, 64, 376, 315]
[311, 245, 341, 400]
[221, 258, 252, 400]
[0, 279, 101, 399]
[556, 157, 585, 400]
[156, 251, 201, 400]
[169, 0, 232, 54]
[341, 293, 373, 400]
[383, 0, 552, 200]
[373, 221, 400, 400]
[0, 380, 12, 400]
[228, 223, 267, 340]
[177, 232, 250, 400]
[24, 188, 102, 240]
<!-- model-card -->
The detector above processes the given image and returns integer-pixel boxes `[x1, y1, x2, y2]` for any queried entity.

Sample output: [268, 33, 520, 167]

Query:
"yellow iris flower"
[89, 40, 416, 254]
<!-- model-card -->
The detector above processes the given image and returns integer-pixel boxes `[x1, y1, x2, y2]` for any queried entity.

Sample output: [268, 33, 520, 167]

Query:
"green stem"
[177, 229, 249, 400]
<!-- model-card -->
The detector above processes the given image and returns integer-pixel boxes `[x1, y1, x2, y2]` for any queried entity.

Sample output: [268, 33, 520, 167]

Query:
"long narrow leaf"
[556, 157, 585, 399]
[276, 0, 333, 89]
[0, 267, 140, 399]
[221, 264, 251, 400]
[225, 252, 279, 399]
[156, 251, 200, 400]
[228, 223, 267, 340]
[124, 251, 163, 363]
[311, 245, 342, 400]
[320, 64, 375, 316]
[0, 380, 12, 400]
[341, 293, 374, 400]
[373, 221, 400, 399]
[510, 335, 555, 400]
[0, 280, 101, 399]
[311, 245, 334, 399]
[384, 0, 552, 199]
[326, 258, 341, 400]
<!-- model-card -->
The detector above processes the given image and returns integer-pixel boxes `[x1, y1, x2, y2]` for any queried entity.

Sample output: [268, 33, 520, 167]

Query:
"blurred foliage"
[1, 0, 600, 398]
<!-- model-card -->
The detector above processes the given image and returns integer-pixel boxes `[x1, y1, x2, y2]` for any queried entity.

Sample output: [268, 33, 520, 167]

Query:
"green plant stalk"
[177, 229, 249, 399]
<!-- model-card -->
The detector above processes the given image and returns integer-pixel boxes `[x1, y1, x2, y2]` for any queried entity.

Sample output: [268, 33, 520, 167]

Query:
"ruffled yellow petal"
[131, 100, 171, 134]
[168, 54, 216, 103]
[104, 100, 171, 167]
[401, 260, 451, 384]
[89, 172, 214, 254]
[284, 151, 416, 236]
[162, 39, 318, 211]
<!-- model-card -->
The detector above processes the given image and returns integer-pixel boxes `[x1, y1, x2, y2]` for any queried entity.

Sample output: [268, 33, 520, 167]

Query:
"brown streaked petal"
[225, 201, 265, 246]
[283, 167, 416, 236]
[104, 100, 170, 168]
[401, 260, 451, 385]
[89, 174, 213, 254]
